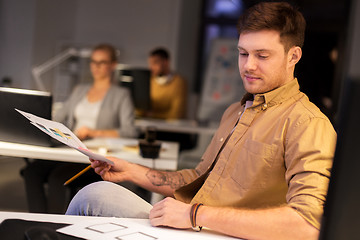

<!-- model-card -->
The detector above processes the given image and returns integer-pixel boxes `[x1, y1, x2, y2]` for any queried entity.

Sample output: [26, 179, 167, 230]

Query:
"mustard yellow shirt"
[174, 79, 337, 229]
[149, 74, 187, 119]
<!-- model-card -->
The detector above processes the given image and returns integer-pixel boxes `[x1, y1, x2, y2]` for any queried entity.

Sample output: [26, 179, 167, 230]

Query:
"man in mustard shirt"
[141, 47, 187, 119]
[66, 2, 336, 239]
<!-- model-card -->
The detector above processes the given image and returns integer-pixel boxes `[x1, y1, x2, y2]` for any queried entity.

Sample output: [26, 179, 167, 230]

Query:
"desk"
[0, 211, 238, 240]
[0, 138, 179, 204]
[135, 118, 218, 135]
[0, 138, 179, 170]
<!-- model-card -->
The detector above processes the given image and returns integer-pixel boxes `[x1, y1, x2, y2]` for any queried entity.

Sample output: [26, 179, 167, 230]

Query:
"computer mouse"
[24, 226, 60, 240]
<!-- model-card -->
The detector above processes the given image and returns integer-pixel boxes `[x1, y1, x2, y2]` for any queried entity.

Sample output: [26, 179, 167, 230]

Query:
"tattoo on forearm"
[146, 170, 186, 189]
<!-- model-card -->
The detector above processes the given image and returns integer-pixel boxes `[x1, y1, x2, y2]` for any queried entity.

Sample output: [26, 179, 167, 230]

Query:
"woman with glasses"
[22, 43, 137, 214]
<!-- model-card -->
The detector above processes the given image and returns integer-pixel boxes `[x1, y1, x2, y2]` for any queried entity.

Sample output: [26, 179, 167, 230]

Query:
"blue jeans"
[65, 181, 152, 218]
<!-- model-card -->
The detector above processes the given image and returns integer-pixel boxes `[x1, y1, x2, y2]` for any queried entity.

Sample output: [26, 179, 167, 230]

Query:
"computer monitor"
[319, 78, 360, 239]
[116, 68, 151, 112]
[0, 87, 53, 146]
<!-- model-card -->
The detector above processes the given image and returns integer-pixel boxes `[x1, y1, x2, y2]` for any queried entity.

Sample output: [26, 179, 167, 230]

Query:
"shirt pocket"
[230, 139, 279, 189]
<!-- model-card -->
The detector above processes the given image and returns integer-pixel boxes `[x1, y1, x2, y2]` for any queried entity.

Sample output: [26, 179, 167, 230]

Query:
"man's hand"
[149, 197, 192, 229]
[90, 156, 131, 182]
[91, 157, 181, 197]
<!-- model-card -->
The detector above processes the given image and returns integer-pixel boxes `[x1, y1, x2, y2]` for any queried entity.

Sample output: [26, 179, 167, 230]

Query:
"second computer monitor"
[117, 68, 151, 112]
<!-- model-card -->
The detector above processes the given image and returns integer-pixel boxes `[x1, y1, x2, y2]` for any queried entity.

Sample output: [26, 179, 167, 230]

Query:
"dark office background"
[0, 0, 355, 123]
[195, 0, 351, 123]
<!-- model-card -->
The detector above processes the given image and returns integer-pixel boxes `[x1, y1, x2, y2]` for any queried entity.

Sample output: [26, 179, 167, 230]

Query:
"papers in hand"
[16, 109, 114, 165]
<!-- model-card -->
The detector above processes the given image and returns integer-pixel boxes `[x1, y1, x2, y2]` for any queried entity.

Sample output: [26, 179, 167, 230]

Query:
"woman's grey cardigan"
[54, 83, 137, 138]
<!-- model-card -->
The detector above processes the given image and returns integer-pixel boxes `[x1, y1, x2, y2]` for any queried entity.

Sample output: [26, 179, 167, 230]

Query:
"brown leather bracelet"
[190, 203, 203, 231]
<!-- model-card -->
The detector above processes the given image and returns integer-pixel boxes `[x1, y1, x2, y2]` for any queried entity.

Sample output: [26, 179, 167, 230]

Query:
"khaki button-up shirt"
[174, 79, 337, 229]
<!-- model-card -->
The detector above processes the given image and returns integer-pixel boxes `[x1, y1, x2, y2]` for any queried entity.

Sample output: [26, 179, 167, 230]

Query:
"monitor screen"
[319, 78, 360, 239]
[0, 87, 53, 146]
[116, 68, 151, 112]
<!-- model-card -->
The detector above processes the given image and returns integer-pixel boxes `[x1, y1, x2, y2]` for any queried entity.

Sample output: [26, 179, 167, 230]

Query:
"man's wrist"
[190, 203, 203, 231]
[128, 162, 148, 183]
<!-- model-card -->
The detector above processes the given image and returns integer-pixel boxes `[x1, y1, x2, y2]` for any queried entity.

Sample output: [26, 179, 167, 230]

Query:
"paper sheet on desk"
[16, 109, 114, 165]
[57, 218, 239, 240]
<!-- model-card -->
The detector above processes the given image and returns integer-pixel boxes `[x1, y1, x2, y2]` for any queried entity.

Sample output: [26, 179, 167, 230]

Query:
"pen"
[63, 165, 92, 186]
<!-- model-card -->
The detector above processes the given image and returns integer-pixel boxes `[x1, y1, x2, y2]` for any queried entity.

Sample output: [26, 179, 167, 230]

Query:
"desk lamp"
[32, 48, 91, 91]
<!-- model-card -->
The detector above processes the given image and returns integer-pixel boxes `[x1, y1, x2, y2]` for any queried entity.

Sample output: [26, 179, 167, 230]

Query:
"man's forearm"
[146, 169, 186, 190]
[128, 163, 187, 197]
[196, 206, 319, 240]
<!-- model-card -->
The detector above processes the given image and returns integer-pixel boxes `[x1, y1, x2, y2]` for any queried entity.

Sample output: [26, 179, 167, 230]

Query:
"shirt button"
[220, 137, 224, 142]
[262, 104, 268, 110]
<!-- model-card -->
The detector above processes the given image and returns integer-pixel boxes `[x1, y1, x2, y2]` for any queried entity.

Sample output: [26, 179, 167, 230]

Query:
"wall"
[72, 0, 182, 68]
[31, 0, 78, 91]
[0, 0, 202, 106]
[0, 0, 37, 89]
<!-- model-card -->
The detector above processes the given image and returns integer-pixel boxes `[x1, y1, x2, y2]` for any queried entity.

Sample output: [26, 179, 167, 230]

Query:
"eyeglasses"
[90, 59, 112, 66]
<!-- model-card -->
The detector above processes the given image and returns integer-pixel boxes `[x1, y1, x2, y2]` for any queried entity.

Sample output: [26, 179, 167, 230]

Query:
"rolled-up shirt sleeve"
[285, 116, 337, 229]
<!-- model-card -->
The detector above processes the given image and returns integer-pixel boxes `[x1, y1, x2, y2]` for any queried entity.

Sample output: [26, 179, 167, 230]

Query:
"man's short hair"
[150, 48, 170, 60]
[237, 2, 306, 51]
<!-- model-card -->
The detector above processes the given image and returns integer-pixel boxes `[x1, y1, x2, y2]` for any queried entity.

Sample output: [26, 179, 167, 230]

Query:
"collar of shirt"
[240, 78, 300, 110]
[154, 74, 173, 85]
